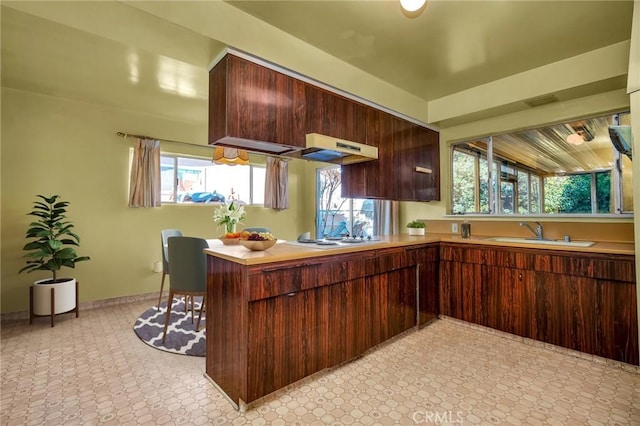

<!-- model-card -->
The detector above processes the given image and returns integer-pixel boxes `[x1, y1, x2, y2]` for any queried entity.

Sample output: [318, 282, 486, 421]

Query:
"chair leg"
[196, 295, 205, 331]
[158, 272, 167, 310]
[190, 295, 195, 324]
[162, 291, 174, 343]
[184, 295, 190, 316]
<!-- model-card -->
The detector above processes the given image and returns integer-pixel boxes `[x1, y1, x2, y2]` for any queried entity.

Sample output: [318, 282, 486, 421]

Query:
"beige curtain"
[128, 138, 161, 208]
[264, 157, 288, 210]
[373, 200, 399, 236]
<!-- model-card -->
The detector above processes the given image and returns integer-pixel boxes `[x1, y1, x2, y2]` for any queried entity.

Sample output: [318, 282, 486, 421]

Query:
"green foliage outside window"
[544, 173, 611, 214]
[451, 150, 476, 214]
[452, 148, 612, 215]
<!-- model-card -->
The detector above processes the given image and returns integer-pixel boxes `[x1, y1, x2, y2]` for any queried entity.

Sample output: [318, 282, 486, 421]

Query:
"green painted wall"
[0, 88, 317, 313]
[2, 1, 637, 316]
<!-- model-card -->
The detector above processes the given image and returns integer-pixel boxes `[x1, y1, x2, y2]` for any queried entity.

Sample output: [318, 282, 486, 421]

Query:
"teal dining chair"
[159, 229, 183, 310]
[162, 236, 209, 343]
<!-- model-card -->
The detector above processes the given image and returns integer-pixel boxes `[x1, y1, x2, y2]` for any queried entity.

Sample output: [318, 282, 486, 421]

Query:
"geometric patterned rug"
[133, 297, 206, 357]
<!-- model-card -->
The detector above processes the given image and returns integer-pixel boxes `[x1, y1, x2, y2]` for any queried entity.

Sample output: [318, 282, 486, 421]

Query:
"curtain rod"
[116, 131, 210, 149]
[116, 131, 291, 161]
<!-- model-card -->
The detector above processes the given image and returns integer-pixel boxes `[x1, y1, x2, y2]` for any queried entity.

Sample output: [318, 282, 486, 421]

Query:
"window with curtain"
[160, 155, 265, 205]
[129, 138, 161, 208]
[264, 157, 288, 210]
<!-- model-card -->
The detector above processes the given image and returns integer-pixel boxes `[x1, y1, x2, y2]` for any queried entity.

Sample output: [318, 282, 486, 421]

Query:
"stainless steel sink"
[486, 237, 596, 247]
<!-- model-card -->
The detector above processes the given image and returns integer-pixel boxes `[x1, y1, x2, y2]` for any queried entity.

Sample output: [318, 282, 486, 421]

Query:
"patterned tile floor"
[2, 298, 639, 425]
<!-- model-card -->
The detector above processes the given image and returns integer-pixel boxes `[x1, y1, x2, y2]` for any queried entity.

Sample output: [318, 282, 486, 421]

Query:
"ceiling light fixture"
[566, 133, 584, 146]
[212, 147, 250, 166]
[565, 121, 593, 146]
[400, 0, 427, 12]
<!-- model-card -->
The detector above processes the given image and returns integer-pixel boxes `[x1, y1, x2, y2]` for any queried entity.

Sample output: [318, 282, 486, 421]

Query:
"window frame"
[315, 165, 376, 238]
[160, 153, 266, 205]
[449, 112, 632, 218]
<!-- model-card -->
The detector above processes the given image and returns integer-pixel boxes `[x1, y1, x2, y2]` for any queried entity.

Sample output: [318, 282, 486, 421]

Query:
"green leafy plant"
[406, 220, 426, 229]
[19, 195, 90, 283]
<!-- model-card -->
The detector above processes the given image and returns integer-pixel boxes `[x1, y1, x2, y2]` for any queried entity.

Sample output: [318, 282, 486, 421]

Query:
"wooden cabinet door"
[394, 120, 440, 201]
[394, 118, 415, 201]
[534, 271, 597, 355]
[209, 54, 306, 150]
[248, 283, 336, 401]
[387, 267, 418, 337]
[326, 278, 370, 364]
[338, 110, 394, 200]
[414, 246, 439, 325]
[305, 84, 367, 144]
[367, 273, 390, 347]
[485, 266, 536, 338]
[413, 125, 440, 201]
[439, 259, 484, 324]
[595, 279, 638, 365]
[341, 107, 395, 199]
[247, 291, 307, 402]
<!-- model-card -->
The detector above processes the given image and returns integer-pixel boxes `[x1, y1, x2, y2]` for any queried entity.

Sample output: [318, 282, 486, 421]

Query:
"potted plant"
[406, 220, 426, 236]
[20, 195, 90, 323]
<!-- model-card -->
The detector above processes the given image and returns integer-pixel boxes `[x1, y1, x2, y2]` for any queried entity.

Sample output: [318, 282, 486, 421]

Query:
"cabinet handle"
[262, 264, 309, 273]
[518, 273, 522, 280]
[286, 292, 297, 297]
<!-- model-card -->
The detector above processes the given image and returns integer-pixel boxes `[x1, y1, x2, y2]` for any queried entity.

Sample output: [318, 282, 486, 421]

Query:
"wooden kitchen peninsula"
[204, 236, 439, 409]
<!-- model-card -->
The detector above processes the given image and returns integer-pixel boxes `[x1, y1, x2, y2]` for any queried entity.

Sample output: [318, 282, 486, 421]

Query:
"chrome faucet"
[520, 221, 544, 240]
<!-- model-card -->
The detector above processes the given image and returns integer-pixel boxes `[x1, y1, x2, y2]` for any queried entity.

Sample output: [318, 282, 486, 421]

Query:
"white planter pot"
[32, 278, 77, 316]
[407, 228, 425, 236]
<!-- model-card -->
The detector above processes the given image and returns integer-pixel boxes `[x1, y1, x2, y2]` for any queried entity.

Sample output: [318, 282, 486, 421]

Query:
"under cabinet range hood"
[301, 133, 378, 165]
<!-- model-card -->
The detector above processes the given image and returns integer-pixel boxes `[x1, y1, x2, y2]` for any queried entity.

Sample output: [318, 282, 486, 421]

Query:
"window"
[316, 166, 375, 238]
[451, 111, 632, 216]
[160, 155, 265, 204]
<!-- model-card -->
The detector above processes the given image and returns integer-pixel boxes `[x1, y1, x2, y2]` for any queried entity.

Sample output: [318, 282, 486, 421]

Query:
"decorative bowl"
[219, 237, 241, 245]
[239, 239, 277, 251]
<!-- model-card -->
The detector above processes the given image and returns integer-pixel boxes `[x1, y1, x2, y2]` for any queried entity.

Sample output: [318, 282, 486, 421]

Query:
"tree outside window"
[316, 166, 374, 238]
[450, 111, 630, 216]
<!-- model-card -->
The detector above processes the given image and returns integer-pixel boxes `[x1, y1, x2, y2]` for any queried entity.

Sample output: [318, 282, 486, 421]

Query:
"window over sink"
[450, 111, 632, 216]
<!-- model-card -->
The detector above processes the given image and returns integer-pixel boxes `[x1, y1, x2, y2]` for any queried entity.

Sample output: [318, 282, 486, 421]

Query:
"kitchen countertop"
[437, 234, 635, 255]
[205, 233, 635, 266]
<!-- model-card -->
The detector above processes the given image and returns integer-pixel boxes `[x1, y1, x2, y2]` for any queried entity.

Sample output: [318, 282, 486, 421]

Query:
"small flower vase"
[226, 223, 237, 234]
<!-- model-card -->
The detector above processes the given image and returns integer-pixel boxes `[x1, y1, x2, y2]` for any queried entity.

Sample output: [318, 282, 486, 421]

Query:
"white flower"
[213, 201, 246, 231]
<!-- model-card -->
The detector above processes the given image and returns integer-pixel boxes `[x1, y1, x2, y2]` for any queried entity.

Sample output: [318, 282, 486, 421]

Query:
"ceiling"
[227, 0, 633, 102]
[0, 0, 633, 171]
[458, 112, 632, 174]
[0, 1, 634, 130]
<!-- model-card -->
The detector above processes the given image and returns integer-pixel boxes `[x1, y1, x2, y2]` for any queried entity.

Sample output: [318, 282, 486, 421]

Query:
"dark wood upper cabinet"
[342, 108, 440, 201]
[209, 52, 440, 201]
[341, 108, 396, 199]
[304, 84, 368, 144]
[394, 120, 440, 201]
[208, 54, 306, 154]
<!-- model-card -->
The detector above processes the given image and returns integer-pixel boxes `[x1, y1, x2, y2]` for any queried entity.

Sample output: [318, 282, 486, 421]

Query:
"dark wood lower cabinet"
[207, 243, 439, 407]
[595, 279, 638, 364]
[439, 243, 638, 366]
[415, 246, 439, 325]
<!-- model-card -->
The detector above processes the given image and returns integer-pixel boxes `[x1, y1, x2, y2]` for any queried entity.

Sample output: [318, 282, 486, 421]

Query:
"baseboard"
[1, 291, 157, 322]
